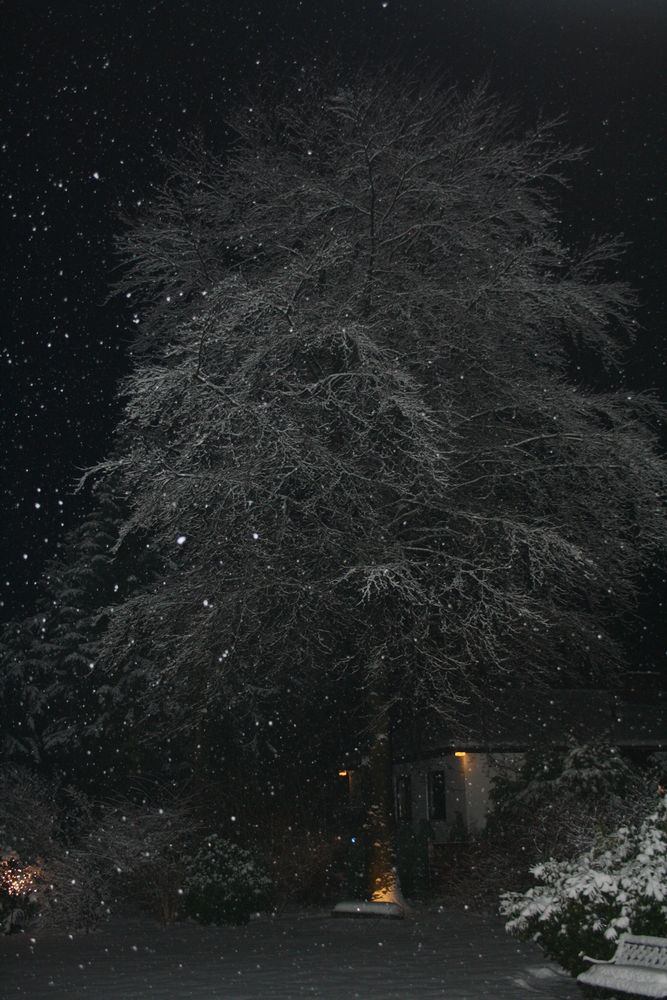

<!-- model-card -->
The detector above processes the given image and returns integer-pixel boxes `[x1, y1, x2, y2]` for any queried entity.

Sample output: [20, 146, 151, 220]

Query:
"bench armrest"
[582, 955, 616, 965]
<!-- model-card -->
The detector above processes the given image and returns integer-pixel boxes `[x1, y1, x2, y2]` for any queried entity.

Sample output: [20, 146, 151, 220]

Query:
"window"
[428, 769, 446, 821]
[395, 773, 412, 822]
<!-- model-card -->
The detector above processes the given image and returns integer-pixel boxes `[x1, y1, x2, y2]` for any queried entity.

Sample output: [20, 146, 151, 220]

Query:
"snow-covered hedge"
[500, 800, 667, 975]
[183, 835, 272, 926]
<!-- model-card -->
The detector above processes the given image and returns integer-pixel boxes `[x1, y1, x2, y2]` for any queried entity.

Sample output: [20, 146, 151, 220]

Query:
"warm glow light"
[338, 770, 348, 777]
[0, 857, 41, 896]
[371, 887, 396, 903]
[454, 751, 466, 757]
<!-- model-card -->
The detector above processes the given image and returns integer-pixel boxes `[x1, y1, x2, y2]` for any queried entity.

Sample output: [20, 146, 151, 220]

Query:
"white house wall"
[393, 752, 524, 842]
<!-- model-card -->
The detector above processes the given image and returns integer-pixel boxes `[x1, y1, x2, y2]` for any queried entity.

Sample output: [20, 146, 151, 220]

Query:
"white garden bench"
[577, 934, 667, 997]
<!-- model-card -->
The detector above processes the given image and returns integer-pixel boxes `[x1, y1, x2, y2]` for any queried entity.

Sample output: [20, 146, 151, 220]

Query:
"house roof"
[392, 686, 667, 759]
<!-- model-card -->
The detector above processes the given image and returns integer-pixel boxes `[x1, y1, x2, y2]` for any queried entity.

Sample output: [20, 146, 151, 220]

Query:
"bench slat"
[577, 935, 667, 997]
[615, 936, 667, 970]
[578, 964, 667, 997]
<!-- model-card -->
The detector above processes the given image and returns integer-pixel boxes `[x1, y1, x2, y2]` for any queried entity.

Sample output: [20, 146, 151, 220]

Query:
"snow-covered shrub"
[34, 795, 199, 930]
[0, 767, 117, 932]
[0, 768, 202, 930]
[0, 767, 98, 932]
[37, 847, 111, 933]
[90, 798, 199, 924]
[501, 800, 667, 975]
[490, 743, 641, 863]
[0, 767, 59, 863]
[436, 745, 650, 912]
[183, 835, 272, 925]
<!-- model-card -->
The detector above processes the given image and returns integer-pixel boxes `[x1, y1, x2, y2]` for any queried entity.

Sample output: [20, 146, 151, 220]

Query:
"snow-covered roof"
[393, 687, 667, 758]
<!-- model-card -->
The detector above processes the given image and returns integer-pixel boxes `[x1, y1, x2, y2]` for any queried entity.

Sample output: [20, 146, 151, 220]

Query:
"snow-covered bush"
[183, 835, 272, 925]
[90, 798, 199, 924]
[37, 847, 111, 933]
[0, 767, 60, 863]
[0, 768, 203, 930]
[0, 767, 98, 932]
[439, 745, 651, 912]
[36, 796, 199, 930]
[501, 800, 667, 975]
[490, 743, 641, 863]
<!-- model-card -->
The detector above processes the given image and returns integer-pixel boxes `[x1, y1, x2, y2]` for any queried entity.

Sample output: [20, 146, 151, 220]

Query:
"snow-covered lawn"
[0, 905, 580, 998]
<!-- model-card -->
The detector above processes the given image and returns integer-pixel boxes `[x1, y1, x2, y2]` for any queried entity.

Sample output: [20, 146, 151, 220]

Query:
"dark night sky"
[1, 1, 665, 653]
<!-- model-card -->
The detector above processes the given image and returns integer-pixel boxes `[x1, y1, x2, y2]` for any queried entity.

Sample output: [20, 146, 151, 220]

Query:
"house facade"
[393, 750, 521, 843]
[391, 674, 667, 844]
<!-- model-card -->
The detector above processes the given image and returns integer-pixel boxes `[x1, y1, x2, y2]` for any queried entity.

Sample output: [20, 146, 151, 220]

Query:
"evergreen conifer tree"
[0, 472, 159, 788]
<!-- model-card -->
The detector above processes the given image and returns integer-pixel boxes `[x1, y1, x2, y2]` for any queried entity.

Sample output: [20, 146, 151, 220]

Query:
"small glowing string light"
[0, 856, 42, 896]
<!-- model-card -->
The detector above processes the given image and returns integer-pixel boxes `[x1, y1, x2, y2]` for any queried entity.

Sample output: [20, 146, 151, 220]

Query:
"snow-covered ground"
[0, 905, 580, 999]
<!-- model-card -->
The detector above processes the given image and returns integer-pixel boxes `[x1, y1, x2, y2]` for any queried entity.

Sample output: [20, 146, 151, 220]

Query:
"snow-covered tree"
[488, 743, 651, 863]
[0, 471, 159, 787]
[501, 799, 667, 975]
[87, 74, 665, 901]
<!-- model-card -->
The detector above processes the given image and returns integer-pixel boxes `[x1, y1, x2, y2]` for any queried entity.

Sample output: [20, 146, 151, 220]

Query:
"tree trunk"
[364, 685, 405, 906]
